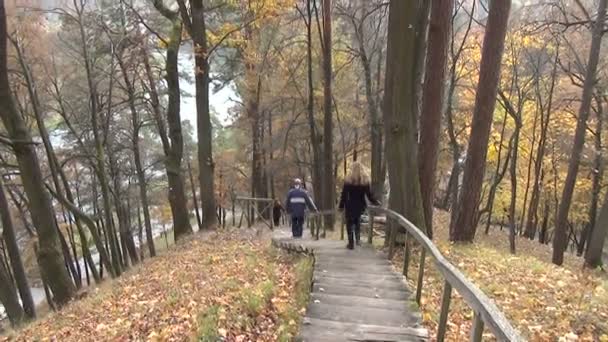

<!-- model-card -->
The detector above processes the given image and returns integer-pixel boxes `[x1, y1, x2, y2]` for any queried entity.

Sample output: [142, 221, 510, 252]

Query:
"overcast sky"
[179, 52, 237, 131]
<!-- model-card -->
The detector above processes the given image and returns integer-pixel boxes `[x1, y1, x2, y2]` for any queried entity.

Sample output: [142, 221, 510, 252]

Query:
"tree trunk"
[0, 4, 75, 305]
[483, 124, 513, 235]
[49, 186, 115, 278]
[539, 199, 550, 244]
[0, 257, 23, 326]
[450, 0, 512, 242]
[518, 100, 539, 236]
[0, 178, 34, 319]
[383, 0, 426, 232]
[136, 203, 144, 260]
[580, 96, 603, 256]
[118, 50, 156, 258]
[187, 0, 216, 230]
[108, 152, 137, 268]
[150, 3, 195, 239]
[585, 188, 608, 267]
[418, 0, 452, 239]
[554, 0, 607, 266]
[305, 0, 323, 211]
[524, 44, 559, 239]
[322, 0, 335, 229]
[141, 37, 171, 250]
[165, 27, 194, 239]
[508, 124, 521, 254]
[188, 159, 203, 231]
[75, 4, 122, 276]
[10, 34, 83, 288]
[352, 3, 383, 200]
[63, 209, 82, 285]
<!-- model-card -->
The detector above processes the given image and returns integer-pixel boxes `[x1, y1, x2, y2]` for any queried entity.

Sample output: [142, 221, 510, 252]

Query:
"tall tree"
[70, 0, 123, 276]
[175, 0, 216, 230]
[301, 0, 322, 210]
[450, 0, 512, 242]
[338, 0, 387, 200]
[0, 0, 75, 305]
[581, 95, 603, 256]
[11, 33, 100, 285]
[150, 1, 194, 239]
[418, 0, 453, 239]
[115, 31, 156, 257]
[524, 40, 560, 240]
[321, 0, 334, 228]
[383, 0, 425, 232]
[553, 0, 607, 266]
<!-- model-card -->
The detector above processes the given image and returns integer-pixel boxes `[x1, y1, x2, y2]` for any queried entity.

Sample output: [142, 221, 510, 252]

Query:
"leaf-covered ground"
[387, 211, 608, 341]
[1, 230, 311, 342]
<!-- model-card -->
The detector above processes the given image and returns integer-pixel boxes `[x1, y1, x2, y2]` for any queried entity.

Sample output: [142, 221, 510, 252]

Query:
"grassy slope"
[386, 210, 607, 341]
[1, 230, 312, 342]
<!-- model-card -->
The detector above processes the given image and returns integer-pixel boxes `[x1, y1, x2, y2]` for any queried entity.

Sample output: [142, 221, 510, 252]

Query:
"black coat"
[338, 182, 378, 219]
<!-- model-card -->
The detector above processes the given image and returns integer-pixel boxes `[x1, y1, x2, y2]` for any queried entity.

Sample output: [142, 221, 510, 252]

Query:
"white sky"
[179, 53, 236, 130]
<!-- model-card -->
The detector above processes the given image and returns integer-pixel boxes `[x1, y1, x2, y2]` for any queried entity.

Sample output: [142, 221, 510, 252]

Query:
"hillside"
[388, 210, 608, 341]
[1, 230, 311, 342]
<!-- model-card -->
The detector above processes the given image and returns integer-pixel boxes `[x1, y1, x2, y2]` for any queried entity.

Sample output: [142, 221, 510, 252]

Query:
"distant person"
[272, 199, 285, 227]
[339, 162, 379, 249]
[285, 178, 317, 238]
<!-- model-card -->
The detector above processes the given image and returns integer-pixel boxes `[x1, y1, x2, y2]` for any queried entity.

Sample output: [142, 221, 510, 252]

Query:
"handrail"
[235, 196, 275, 229]
[368, 206, 524, 342]
[235, 196, 274, 202]
[306, 210, 341, 240]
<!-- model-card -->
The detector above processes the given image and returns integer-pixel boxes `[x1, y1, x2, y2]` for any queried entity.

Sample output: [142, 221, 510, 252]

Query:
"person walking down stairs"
[339, 162, 380, 249]
[285, 178, 318, 238]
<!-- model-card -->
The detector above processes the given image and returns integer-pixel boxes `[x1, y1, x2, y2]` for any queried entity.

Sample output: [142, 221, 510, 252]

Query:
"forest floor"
[383, 210, 608, 341]
[1, 228, 312, 342]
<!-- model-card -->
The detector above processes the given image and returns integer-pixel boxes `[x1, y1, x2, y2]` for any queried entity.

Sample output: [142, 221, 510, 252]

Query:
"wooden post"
[403, 233, 410, 277]
[322, 213, 327, 238]
[416, 248, 426, 305]
[238, 209, 244, 229]
[308, 216, 313, 238]
[270, 204, 274, 231]
[369, 211, 374, 244]
[437, 281, 453, 342]
[222, 209, 226, 229]
[232, 200, 236, 227]
[247, 202, 252, 228]
[388, 220, 397, 259]
[340, 212, 345, 240]
[470, 312, 484, 342]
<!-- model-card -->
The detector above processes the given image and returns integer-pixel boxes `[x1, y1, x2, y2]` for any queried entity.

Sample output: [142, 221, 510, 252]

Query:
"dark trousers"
[291, 216, 304, 238]
[273, 213, 281, 226]
[346, 216, 361, 247]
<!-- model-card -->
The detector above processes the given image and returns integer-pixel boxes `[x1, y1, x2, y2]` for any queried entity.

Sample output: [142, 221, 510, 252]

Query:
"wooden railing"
[306, 209, 343, 240]
[366, 206, 524, 342]
[235, 196, 275, 229]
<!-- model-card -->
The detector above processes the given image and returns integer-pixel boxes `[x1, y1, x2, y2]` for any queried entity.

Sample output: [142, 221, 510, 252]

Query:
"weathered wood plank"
[272, 228, 428, 341]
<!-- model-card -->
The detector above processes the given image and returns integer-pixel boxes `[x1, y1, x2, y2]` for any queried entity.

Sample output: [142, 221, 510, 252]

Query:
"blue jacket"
[285, 188, 317, 218]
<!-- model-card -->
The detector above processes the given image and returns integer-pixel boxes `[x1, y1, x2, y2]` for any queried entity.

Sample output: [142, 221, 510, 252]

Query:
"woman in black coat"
[338, 162, 379, 249]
